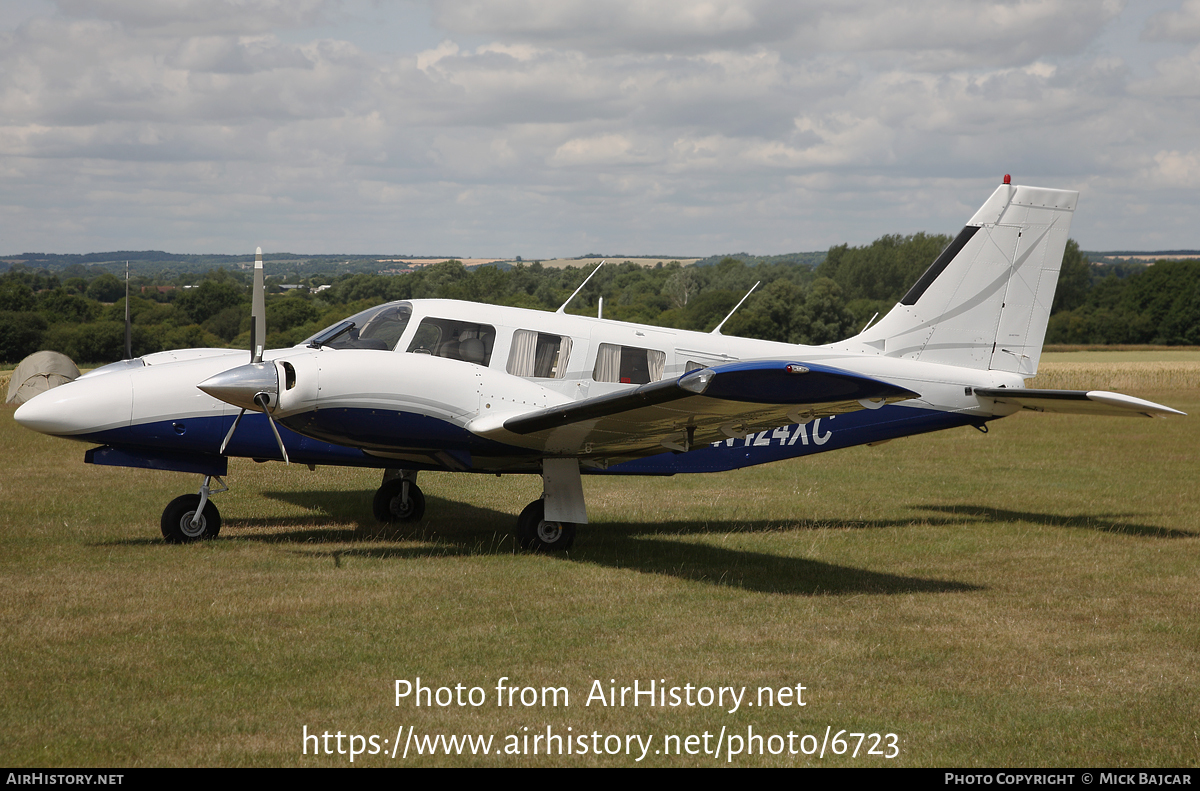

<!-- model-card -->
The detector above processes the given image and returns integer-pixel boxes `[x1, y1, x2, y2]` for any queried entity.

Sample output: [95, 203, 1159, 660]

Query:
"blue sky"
[2, 1, 1199, 257]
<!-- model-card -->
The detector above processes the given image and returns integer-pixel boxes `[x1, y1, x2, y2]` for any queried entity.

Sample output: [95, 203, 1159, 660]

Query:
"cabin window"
[685, 360, 705, 373]
[507, 330, 572, 378]
[406, 318, 496, 366]
[592, 343, 666, 384]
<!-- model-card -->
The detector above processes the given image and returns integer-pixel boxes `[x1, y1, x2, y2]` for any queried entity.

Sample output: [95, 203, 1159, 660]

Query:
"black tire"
[161, 494, 221, 543]
[373, 479, 426, 523]
[517, 499, 576, 552]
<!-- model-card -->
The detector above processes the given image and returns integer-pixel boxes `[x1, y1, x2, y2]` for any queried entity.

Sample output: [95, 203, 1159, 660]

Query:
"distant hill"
[692, 251, 826, 268]
[1, 249, 829, 277]
[1084, 250, 1200, 265]
[0, 252, 472, 279]
[18, 246, 1199, 279]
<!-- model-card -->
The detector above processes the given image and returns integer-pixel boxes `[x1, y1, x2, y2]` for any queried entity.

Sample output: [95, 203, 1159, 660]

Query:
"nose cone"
[198, 362, 278, 411]
[14, 372, 133, 437]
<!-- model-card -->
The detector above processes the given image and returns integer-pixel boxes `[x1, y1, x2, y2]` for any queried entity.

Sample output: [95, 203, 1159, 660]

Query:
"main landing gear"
[373, 469, 426, 523]
[368, 462, 587, 552]
[517, 499, 576, 552]
[517, 459, 587, 553]
[161, 475, 227, 543]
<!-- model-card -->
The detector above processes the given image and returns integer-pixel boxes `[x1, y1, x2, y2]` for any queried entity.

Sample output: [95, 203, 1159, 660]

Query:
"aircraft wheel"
[373, 479, 426, 523]
[517, 499, 576, 552]
[161, 495, 221, 543]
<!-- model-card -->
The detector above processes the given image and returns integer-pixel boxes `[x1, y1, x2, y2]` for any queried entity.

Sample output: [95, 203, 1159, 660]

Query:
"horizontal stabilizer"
[973, 388, 1185, 418]
[478, 360, 918, 458]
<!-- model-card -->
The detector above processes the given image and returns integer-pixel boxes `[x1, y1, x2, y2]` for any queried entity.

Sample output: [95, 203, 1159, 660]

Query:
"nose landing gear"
[161, 475, 226, 543]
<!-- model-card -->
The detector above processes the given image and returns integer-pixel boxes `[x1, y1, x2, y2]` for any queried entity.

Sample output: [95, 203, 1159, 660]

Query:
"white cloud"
[433, 0, 1125, 69]
[416, 39, 458, 71]
[52, 0, 333, 35]
[1131, 43, 1200, 97]
[1146, 149, 1200, 187]
[1142, 0, 1200, 42]
[0, 0, 1197, 254]
[550, 133, 652, 166]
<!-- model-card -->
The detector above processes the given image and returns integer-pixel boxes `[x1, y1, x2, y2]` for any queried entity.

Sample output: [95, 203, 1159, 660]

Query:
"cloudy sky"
[2, 0, 1199, 257]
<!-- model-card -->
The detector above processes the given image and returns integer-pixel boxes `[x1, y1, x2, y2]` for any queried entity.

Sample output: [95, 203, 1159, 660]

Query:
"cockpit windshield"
[304, 302, 413, 351]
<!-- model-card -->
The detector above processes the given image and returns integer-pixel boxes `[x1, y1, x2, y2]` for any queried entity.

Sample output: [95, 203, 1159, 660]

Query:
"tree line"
[2, 237, 1197, 364]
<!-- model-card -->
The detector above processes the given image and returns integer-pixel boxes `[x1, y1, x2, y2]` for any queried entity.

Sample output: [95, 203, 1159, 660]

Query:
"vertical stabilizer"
[851, 183, 1077, 376]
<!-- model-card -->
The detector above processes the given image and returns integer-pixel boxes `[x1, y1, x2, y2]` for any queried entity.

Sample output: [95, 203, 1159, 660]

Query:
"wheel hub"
[179, 511, 206, 538]
[390, 495, 413, 518]
[536, 520, 562, 543]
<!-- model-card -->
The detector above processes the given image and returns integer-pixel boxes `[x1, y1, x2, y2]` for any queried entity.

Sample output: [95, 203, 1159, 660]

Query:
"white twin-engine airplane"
[14, 179, 1185, 550]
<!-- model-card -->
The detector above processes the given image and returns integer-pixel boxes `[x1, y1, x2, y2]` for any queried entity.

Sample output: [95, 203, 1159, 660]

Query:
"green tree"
[175, 280, 245, 324]
[0, 311, 48, 363]
[663, 269, 699, 309]
[44, 321, 127, 363]
[796, 278, 856, 344]
[38, 289, 99, 323]
[266, 297, 319, 332]
[86, 273, 125, 302]
[818, 233, 952, 303]
[1051, 240, 1090, 314]
[0, 279, 35, 312]
[203, 306, 248, 342]
[724, 279, 805, 343]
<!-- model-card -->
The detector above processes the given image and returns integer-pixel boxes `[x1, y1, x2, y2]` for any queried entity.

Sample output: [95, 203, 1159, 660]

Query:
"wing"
[973, 388, 1185, 418]
[471, 360, 919, 458]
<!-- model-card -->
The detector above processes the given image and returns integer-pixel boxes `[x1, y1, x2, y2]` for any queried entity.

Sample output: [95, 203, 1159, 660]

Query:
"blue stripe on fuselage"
[279, 408, 538, 459]
[75, 403, 984, 477]
[599, 403, 986, 474]
[76, 413, 383, 468]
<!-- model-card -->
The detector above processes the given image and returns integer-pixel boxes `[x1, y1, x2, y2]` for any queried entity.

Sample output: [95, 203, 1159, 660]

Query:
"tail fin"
[852, 183, 1078, 376]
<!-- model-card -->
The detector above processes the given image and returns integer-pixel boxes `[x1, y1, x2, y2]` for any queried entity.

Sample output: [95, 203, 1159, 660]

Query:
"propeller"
[213, 247, 290, 463]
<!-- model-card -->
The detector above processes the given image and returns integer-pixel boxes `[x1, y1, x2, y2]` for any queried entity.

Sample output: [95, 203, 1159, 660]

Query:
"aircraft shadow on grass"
[97, 491, 1190, 594]
[217, 490, 981, 596]
[915, 504, 1195, 539]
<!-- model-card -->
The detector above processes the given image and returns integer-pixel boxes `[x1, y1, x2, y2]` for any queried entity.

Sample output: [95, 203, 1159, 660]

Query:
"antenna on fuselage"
[710, 281, 761, 335]
[598, 296, 603, 319]
[556, 260, 606, 314]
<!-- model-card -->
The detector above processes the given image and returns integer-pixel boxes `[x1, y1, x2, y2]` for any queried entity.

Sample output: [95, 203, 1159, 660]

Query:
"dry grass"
[1029, 361, 1200, 391]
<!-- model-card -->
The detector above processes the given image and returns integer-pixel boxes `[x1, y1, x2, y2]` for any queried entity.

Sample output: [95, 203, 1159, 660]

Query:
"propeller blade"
[255, 393, 290, 464]
[218, 408, 246, 455]
[251, 246, 266, 364]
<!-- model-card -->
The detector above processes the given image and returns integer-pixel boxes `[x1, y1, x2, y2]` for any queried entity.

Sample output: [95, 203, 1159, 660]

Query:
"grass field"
[1031, 352, 1200, 391]
[1, 361, 1197, 767]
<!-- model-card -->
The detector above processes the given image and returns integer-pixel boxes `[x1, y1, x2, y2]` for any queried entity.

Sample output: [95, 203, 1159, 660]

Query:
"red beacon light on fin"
[1003, 174, 1011, 184]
